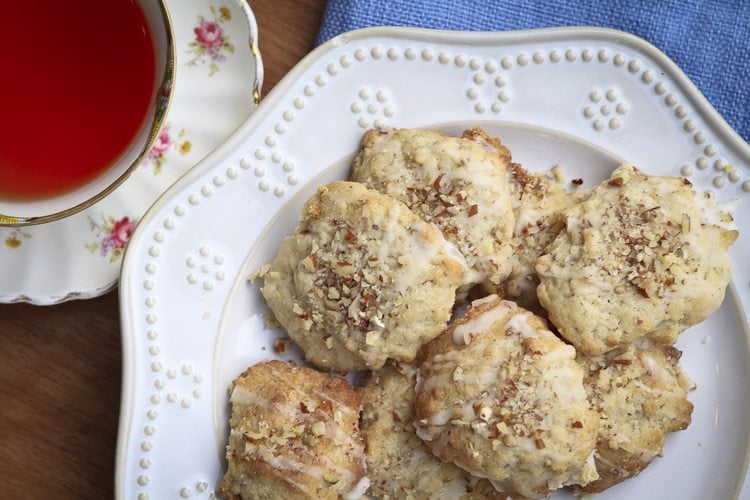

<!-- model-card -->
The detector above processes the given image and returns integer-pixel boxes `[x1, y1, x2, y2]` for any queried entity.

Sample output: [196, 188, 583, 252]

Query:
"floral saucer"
[0, 0, 262, 305]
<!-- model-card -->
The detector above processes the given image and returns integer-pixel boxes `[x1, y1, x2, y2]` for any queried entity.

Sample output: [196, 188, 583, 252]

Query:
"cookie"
[351, 127, 515, 287]
[220, 360, 367, 500]
[261, 181, 467, 370]
[360, 364, 509, 499]
[536, 164, 737, 356]
[572, 339, 694, 493]
[414, 296, 599, 498]
[503, 162, 588, 311]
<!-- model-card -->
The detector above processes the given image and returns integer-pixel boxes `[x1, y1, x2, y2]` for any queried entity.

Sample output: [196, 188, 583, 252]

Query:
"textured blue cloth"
[316, 0, 750, 143]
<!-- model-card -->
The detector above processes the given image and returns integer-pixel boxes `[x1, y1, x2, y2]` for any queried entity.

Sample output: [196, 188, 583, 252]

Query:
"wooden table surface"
[0, 1, 327, 497]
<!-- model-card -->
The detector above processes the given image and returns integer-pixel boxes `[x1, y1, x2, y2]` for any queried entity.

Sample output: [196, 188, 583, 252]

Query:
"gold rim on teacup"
[0, 0, 176, 227]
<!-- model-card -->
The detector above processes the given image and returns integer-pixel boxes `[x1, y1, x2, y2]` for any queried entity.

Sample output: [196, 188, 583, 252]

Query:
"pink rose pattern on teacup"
[144, 123, 191, 174]
[187, 5, 235, 76]
[152, 129, 172, 156]
[195, 20, 223, 51]
[111, 217, 136, 247]
[86, 214, 137, 261]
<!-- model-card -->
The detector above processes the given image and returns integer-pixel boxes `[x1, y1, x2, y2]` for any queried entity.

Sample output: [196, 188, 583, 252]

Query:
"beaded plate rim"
[117, 26, 750, 499]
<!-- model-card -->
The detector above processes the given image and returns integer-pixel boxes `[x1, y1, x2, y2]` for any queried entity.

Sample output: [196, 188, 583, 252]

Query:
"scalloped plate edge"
[117, 25, 750, 498]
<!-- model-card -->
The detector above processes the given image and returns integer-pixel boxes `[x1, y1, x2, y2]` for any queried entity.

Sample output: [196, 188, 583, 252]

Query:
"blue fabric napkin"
[316, 0, 750, 144]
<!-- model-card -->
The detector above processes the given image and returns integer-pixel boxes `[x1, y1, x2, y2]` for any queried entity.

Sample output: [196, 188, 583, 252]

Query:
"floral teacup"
[0, 0, 175, 227]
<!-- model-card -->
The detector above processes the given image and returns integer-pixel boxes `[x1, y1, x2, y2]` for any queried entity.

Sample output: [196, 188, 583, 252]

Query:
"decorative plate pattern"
[117, 27, 750, 499]
[0, 0, 263, 305]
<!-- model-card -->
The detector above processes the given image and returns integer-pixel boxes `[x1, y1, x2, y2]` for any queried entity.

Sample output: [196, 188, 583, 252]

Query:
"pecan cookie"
[360, 363, 508, 499]
[351, 127, 515, 288]
[571, 339, 694, 494]
[220, 361, 367, 500]
[537, 163, 737, 356]
[414, 296, 599, 499]
[503, 162, 589, 312]
[261, 181, 468, 371]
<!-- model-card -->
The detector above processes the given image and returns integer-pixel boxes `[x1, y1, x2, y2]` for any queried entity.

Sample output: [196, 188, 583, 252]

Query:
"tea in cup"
[0, 0, 175, 226]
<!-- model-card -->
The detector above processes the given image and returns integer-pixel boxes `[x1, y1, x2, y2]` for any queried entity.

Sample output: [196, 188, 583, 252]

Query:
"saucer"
[0, 0, 262, 305]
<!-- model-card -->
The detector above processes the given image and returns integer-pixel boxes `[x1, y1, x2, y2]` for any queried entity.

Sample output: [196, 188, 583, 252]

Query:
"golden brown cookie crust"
[220, 360, 366, 500]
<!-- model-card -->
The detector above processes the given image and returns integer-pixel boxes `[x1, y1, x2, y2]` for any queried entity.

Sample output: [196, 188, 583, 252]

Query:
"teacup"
[0, 0, 175, 226]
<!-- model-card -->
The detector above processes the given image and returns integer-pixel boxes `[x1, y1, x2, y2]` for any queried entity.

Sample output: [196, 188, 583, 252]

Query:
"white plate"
[0, 0, 262, 305]
[117, 27, 750, 499]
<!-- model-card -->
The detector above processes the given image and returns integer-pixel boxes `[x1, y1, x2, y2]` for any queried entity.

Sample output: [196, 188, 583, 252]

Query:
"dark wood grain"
[253, 0, 327, 95]
[0, 1, 326, 496]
